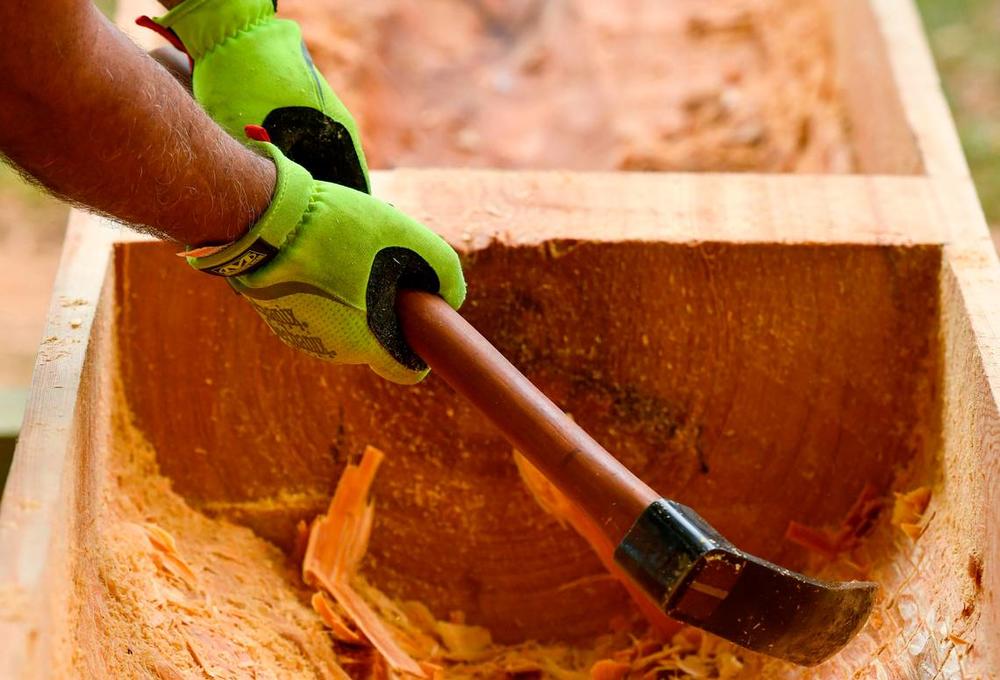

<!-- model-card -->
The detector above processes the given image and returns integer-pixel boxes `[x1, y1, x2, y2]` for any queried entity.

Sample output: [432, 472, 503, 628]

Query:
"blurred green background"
[917, 0, 1000, 239]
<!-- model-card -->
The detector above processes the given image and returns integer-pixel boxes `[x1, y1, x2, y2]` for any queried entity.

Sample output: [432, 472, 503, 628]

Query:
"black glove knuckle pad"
[367, 247, 439, 372]
[263, 106, 369, 193]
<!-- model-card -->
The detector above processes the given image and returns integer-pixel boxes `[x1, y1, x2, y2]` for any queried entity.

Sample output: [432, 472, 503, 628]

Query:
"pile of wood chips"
[104, 432, 928, 680]
[785, 481, 933, 573]
[299, 446, 748, 679]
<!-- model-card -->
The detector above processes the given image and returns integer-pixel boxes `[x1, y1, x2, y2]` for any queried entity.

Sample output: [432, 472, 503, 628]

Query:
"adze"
[396, 289, 876, 667]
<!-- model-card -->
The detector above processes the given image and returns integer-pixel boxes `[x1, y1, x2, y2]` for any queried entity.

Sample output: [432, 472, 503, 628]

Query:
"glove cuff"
[188, 143, 313, 277]
[154, 0, 276, 60]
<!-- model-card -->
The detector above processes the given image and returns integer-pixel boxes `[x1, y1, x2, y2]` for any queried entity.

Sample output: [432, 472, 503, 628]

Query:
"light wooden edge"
[374, 170, 964, 248]
[833, 0, 925, 175]
[876, 3, 1000, 669]
[871, 0, 972, 179]
[939, 248, 1000, 674]
[0, 214, 124, 678]
[874, 0, 1000, 455]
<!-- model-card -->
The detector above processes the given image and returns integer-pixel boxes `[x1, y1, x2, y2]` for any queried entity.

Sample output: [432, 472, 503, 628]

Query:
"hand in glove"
[188, 144, 465, 384]
[140, 0, 369, 192]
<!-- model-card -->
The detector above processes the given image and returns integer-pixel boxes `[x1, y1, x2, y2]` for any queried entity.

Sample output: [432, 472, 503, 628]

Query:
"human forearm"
[0, 0, 273, 245]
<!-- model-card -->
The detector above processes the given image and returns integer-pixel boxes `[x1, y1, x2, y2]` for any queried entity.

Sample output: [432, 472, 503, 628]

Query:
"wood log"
[1, 0, 998, 677]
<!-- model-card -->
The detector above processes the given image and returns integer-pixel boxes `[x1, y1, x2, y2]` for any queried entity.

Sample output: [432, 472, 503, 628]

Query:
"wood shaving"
[77, 397, 356, 679]
[136, 521, 199, 588]
[785, 483, 885, 559]
[948, 633, 970, 646]
[303, 446, 426, 677]
[311, 592, 364, 645]
[434, 620, 493, 661]
[890, 486, 932, 539]
[590, 659, 630, 680]
[298, 446, 749, 679]
[91, 388, 752, 678]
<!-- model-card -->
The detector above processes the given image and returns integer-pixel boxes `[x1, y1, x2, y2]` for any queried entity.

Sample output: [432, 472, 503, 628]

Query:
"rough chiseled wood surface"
[114, 234, 941, 645]
[2, 0, 1000, 677]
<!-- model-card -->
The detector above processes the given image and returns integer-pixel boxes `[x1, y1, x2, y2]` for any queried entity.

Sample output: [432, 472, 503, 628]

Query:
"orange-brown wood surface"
[1, 0, 999, 677]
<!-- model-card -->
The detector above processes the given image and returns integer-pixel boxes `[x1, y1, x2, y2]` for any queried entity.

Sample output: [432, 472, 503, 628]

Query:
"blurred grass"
[917, 0, 1000, 232]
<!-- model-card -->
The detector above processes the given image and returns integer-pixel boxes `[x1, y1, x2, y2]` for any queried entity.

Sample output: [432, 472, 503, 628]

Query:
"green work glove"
[139, 0, 369, 193]
[188, 144, 466, 384]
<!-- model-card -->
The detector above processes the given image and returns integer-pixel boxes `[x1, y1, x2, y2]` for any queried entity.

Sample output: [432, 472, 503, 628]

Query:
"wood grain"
[397, 289, 659, 543]
[1, 0, 1000, 676]
[113, 233, 942, 644]
[0, 216, 118, 679]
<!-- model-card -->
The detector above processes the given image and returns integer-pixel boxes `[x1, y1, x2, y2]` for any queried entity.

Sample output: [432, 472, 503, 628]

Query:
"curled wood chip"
[312, 591, 364, 644]
[305, 447, 383, 586]
[590, 659, 630, 680]
[143, 522, 178, 553]
[675, 655, 709, 677]
[304, 446, 426, 678]
[717, 652, 744, 679]
[891, 486, 932, 538]
[786, 483, 886, 558]
[435, 620, 493, 661]
[138, 522, 198, 587]
[151, 550, 198, 588]
[399, 600, 439, 635]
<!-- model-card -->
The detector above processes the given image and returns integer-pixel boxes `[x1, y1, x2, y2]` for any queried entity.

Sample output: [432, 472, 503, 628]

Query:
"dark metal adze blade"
[614, 499, 878, 666]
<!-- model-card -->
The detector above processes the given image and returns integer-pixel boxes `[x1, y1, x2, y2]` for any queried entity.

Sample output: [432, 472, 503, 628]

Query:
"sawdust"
[72, 375, 947, 678]
[74, 400, 344, 679]
[81, 399, 756, 678]
[299, 447, 753, 679]
[281, 0, 853, 173]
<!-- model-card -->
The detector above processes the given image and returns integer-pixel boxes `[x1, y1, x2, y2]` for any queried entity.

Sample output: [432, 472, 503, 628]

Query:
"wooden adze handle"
[396, 289, 658, 543]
